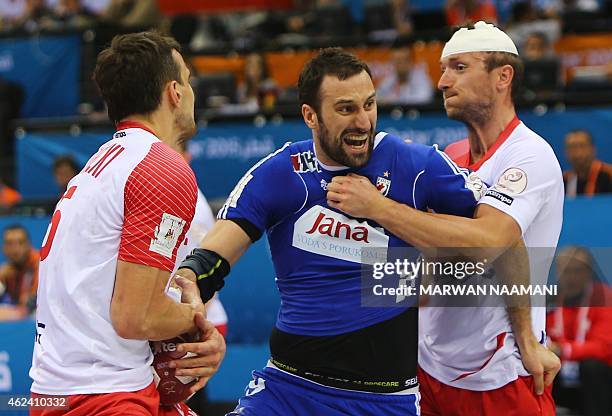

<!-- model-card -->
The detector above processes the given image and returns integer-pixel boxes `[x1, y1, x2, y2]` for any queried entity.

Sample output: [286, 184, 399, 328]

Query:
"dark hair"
[53, 155, 79, 173]
[3, 224, 29, 241]
[298, 47, 372, 113]
[245, 52, 271, 98]
[527, 31, 549, 45]
[483, 52, 524, 103]
[391, 34, 415, 50]
[567, 129, 594, 145]
[92, 31, 182, 125]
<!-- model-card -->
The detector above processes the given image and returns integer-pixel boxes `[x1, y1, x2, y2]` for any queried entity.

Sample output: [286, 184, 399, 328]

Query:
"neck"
[466, 103, 516, 164]
[121, 112, 178, 150]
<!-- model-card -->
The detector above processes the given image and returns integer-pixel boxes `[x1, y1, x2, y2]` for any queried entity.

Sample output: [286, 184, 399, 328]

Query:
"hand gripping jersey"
[419, 116, 564, 391]
[30, 122, 197, 395]
[219, 132, 483, 390]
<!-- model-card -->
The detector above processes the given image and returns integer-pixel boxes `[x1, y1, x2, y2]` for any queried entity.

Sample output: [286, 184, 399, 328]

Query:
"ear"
[497, 65, 514, 94]
[167, 80, 181, 107]
[302, 104, 318, 129]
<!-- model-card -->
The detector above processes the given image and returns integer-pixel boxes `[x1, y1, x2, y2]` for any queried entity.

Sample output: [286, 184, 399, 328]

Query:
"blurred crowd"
[0, 0, 611, 113]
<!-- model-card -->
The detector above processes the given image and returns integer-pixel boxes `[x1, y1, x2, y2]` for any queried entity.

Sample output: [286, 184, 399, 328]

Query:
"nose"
[354, 107, 371, 131]
[438, 69, 452, 92]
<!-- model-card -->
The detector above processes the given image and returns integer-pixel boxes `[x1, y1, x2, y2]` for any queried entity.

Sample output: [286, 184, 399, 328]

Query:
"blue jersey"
[219, 132, 478, 337]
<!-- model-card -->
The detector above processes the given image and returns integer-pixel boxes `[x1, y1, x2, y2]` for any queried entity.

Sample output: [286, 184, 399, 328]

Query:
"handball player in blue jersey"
[175, 48, 485, 415]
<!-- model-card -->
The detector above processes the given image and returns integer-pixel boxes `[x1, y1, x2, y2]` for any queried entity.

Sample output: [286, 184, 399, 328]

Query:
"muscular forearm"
[495, 240, 536, 349]
[141, 297, 199, 341]
[372, 198, 509, 256]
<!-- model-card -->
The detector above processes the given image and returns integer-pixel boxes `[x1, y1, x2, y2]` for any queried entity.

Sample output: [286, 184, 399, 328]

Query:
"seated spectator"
[0, 181, 20, 211]
[548, 0, 600, 14]
[523, 31, 555, 60]
[390, 0, 413, 36]
[0, 224, 39, 320]
[237, 52, 279, 112]
[563, 129, 612, 196]
[377, 39, 434, 105]
[11, 0, 53, 32]
[53, 154, 79, 195]
[548, 246, 612, 416]
[43, 0, 96, 30]
[101, 0, 161, 30]
[505, 2, 561, 51]
[445, 0, 497, 26]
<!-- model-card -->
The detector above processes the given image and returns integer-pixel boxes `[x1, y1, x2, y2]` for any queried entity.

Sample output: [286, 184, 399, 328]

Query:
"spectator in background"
[52, 154, 79, 195]
[11, 0, 53, 32]
[238, 52, 278, 111]
[523, 31, 554, 60]
[177, 142, 228, 414]
[505, 2, 561, 52]
[44, 0, 96, 30]
[563, 129, 612, 196]
[445, 0, 498, 26]
[391, 0, 413, 36]
[548, 246, 612, 416]
[377, 39, 434, 105]
[0, 224, 38, 320]
[101, 0, 161, 30]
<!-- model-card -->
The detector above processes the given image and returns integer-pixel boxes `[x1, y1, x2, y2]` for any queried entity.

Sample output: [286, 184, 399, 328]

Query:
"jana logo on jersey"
[150, 213, 187, 258]
[292, 206, 388, 264]
[291, 150, 320, 173]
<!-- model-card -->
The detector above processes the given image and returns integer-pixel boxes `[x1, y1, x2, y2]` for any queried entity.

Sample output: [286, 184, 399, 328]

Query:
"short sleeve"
[478, 141, 561, 234]
[422, 145, 484, 217]
[119, 143, 197, 271]
[217, 143, 306, 237]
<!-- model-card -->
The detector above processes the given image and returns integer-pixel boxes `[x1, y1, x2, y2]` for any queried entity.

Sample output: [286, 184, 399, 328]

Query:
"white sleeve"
[478, 140, 561, 235]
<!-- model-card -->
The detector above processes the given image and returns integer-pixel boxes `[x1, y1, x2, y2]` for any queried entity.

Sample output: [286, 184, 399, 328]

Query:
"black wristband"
[178, 248, 230, 303]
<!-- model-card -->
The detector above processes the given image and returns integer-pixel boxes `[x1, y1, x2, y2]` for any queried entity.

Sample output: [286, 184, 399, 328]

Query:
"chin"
[445, 108, 463, 121]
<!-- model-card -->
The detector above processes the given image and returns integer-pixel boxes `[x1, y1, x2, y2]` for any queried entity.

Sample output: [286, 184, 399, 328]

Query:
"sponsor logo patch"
[485, 189, 514, 205]
[292, 206, 388, 264]
[495, 167, 527, 195]
[150, 213, 186, 258]
[291, 150, 320, 173]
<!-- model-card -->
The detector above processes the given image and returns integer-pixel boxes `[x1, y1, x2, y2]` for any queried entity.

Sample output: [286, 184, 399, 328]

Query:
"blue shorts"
[227, 364, 420, 416]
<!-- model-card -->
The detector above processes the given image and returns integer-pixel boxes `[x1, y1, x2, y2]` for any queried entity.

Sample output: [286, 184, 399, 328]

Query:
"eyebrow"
[334, 92, 376, 105]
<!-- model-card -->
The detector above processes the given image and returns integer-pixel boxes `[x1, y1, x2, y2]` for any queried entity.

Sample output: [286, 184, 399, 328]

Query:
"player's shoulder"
[375, 131, 434, 159]
[499, 122, 560, 169]
[244, 141, 296, 177]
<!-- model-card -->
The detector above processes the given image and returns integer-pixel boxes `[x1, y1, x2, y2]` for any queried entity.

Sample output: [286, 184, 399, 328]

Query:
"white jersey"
[30, 123, 197, 395]
[173, 189, 228, 328]
[419, 117, 564, 391]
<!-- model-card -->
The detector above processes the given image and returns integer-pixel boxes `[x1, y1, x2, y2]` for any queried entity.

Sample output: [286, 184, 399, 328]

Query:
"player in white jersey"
[29, 32, 224, 416]
[327, 22, 563, 415]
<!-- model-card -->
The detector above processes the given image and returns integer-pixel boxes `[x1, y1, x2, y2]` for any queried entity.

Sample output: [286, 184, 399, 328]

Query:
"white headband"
[441, 21, 518, 59]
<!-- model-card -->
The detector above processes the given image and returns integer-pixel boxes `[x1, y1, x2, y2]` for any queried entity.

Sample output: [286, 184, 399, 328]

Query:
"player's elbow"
[110, 304, 149, 340]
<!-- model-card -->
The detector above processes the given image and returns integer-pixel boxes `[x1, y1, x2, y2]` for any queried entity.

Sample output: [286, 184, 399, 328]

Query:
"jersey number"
[40, 186, 77, 262]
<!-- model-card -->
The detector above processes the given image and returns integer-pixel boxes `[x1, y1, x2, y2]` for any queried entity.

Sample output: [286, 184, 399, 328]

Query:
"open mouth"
[343, 133, 369, 150]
